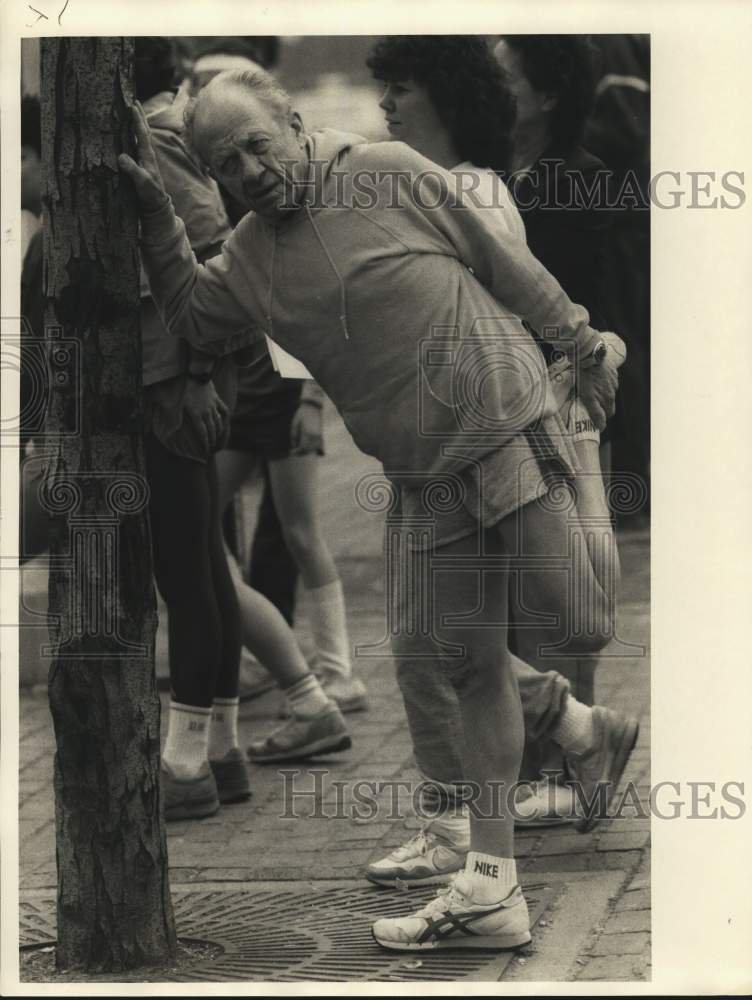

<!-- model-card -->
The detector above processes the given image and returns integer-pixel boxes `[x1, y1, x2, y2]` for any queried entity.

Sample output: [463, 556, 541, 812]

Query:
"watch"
[186, 367, 214, 385]
[590, 340, 608, 366]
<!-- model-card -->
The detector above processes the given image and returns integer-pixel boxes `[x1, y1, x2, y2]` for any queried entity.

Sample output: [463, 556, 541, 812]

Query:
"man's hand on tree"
[578, 331, 627, 431]
[117, 103, 170, 213]
[180, 380, 229, 455]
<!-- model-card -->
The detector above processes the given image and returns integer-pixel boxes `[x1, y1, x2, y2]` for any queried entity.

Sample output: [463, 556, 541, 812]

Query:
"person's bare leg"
[268, 454, 339, 587]
[268, 454, 366, 709]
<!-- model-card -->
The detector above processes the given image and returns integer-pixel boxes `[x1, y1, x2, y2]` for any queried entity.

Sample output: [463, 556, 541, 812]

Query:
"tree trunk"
[40, 37, 176, 972]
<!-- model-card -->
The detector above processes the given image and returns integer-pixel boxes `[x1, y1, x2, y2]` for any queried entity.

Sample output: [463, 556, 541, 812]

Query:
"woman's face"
[493, 39, 555, 130]
[377, 79, 446, 157]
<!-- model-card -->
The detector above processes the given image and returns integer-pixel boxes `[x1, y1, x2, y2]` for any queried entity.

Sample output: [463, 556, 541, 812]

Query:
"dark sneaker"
[247, 702, 351, 763]
[566, 706, 640, 832]
[209, 747, 252, 804]
[162, 761, 220, 821]
[372, 876, 531, 951]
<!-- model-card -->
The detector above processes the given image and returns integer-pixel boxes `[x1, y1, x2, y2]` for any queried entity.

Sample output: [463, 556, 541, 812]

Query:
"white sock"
[432, 811, 471, 850]
[284, 673, 330, 719]
[552, 694, 595, 755]
[163, 701, 211, 780]
[209, 697, 239, 761]
[463, 852, 518, 903]
[308, 579, 352, 680]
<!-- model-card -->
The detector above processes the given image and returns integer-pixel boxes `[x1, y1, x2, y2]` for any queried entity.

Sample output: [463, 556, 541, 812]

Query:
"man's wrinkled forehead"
[193, 83, 278, 160]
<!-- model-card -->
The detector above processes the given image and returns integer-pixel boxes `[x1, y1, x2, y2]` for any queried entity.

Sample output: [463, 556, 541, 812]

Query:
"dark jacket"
[509, 144, 611, 332]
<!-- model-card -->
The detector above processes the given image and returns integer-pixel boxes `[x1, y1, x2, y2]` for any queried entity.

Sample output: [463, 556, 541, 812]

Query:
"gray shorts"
[396, 411, 580, 551]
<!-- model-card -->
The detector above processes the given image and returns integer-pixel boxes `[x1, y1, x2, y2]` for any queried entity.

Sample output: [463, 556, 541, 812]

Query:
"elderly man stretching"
[120, 66, 635, 953]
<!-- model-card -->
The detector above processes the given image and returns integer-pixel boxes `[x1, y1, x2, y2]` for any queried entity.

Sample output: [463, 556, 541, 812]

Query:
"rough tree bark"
[40, 37, 176, 971]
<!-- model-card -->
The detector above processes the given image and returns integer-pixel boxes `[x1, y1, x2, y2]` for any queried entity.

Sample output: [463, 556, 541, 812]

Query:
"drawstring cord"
[266, 224, 277, 338]
[303, 200, 350, 340]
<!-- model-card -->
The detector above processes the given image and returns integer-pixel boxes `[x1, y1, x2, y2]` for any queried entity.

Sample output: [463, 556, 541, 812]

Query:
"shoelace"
[392, 829, 431, 861]
[416, 881, 468, 919]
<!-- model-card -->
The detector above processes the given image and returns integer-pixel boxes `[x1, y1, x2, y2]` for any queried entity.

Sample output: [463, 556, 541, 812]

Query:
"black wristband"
[186, 367, 214, 385]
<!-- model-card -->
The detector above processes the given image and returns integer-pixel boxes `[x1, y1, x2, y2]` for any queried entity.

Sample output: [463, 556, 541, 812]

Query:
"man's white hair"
[184, 68, 293, 160]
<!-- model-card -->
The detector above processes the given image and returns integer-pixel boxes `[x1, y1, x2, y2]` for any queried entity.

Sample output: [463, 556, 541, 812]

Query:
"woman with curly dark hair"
[366, 35, 515, 173]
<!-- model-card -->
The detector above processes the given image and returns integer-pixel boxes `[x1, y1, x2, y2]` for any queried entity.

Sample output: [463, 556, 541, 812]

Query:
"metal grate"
[20, 879, 558, 983]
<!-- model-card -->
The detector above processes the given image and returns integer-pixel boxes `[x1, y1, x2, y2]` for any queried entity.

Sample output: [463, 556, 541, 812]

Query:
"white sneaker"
[365, 828, 467, 888]
[372, 874, 531, 951]
[515, 779, 580, 828]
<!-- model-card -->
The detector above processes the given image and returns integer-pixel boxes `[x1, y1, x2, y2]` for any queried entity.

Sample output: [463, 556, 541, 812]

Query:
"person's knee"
[442, 639, 510, 697]
[281, 520, 321, 567]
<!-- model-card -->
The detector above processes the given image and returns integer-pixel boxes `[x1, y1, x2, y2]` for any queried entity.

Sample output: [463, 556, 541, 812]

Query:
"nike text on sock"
[163, 701, 212, 780]
[464, 852, 518, 902]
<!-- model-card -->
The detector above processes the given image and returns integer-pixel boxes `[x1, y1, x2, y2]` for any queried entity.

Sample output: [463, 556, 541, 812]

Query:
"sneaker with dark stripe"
[247, 702, 351, 764]
[566, 706, 640, 833]
[372, 875, 531, 952]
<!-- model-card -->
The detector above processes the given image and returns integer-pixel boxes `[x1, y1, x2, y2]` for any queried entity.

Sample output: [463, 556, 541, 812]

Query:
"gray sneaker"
[209, 747, 252, 804]
[566, 706, 639, 832]
[319, 670, 370, 714]
[162, 761, 220, 821]
[247, 702, 351, 763]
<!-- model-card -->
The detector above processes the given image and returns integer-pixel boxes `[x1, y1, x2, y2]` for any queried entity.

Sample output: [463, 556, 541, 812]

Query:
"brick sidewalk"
[17, 399, 650, 982]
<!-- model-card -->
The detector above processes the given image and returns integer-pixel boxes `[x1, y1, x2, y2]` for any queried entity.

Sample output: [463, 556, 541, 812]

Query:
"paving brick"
[588, 851, 643, 871]
[614, 888, 650, 911]
[603, 909, 651, 934]
[577, 955, 646, 980]
[536, 834, 593, 856]
[597, 831, 650, 852]
[519, 854, 590, 873]
[591, 931, 650, 957]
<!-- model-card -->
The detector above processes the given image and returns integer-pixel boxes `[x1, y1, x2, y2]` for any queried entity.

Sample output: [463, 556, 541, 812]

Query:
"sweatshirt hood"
[306, 127, 368, 179]
[143, 87, 191, 134]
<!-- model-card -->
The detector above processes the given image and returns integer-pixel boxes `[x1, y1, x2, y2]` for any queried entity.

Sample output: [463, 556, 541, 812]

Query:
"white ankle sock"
[163, 701, 211, 780]
[284, 674, 330, 718]
[464, 852, 518, 903]
[308, 579, 352, 680]
[209, 697, 239, 761]
[552, 694, 595, 755]
[432, 814, 471, 850]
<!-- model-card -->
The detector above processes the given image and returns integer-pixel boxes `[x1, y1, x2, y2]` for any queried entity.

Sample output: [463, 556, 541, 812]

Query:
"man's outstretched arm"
[119, 103, 264, 359]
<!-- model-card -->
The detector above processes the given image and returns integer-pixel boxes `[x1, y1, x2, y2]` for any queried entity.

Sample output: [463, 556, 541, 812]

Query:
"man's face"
[193, 84, 307, 220]
[493, 40, 555, 130]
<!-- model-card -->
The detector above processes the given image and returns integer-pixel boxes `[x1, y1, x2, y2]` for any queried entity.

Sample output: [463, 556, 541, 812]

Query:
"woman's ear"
[291, 110, 305, 144]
